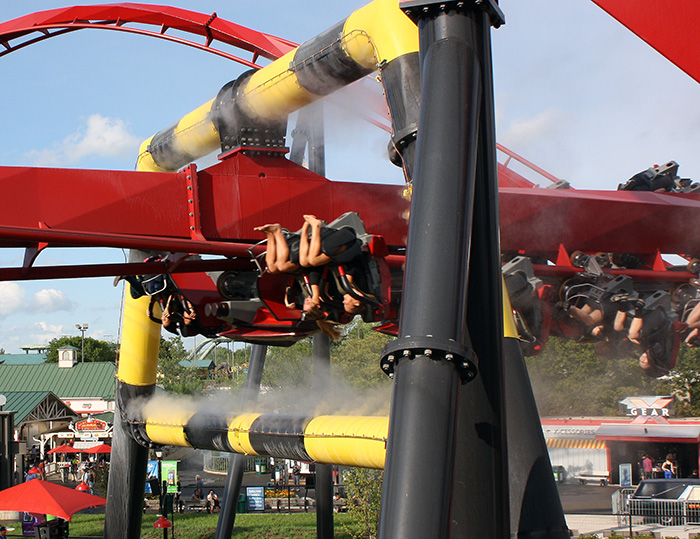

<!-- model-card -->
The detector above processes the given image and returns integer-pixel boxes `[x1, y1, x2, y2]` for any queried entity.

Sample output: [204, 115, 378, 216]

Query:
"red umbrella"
[82, 444, 111, 454]
[47, 444, 82, 454]
[0, 479, 105, 521]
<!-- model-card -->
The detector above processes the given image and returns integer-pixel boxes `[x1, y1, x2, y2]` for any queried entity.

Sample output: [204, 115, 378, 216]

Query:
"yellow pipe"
[227, 413, 263, 456]
[502, 276, 519, 339]
[143, 398, 196, 448]
[342, 0, 419, 68]
[117, 285, 162, 386]
[138, 0, 419, 172]
[305, 415, 388, 469]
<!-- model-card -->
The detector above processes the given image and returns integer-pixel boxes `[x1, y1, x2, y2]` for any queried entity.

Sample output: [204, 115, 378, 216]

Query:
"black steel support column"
[104, 382, 152, 539]
[379, 2, 507, 538]
[313, 334, 334, 539]
[215, 344, 267, 539]
[504, 338, 569, 538]
[105, 248, 156, 539]
[0, 412, 15, 490]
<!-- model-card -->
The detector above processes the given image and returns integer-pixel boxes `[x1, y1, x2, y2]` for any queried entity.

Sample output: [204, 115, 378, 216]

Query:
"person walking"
[642, 454, 654, 479]
[662, 454, 676, 478]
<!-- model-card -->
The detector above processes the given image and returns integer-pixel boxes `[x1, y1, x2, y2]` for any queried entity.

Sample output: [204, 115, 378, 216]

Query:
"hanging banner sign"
[162, 461, 179, 494]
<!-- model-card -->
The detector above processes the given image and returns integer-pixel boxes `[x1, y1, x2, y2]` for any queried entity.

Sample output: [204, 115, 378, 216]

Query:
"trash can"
[238, 493, 247, 514]
[34, 519, 69, 539]
[552, 466, 566, 483]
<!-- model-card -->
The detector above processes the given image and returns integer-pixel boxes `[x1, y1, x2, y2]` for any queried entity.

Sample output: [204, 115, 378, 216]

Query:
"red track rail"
[0, 3, 297, 66]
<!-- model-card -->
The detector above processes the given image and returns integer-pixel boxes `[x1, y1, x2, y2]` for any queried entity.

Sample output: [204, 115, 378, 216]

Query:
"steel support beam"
[313, 334, 334, 539]
[379, 2, 507, 537]
[215, 344, 267, 538]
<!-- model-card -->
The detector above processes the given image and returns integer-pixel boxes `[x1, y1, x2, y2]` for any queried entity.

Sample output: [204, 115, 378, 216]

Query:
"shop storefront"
[542, 396, 700, 485]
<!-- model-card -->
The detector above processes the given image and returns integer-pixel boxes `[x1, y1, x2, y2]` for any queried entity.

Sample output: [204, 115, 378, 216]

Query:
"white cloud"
[30, 321, 65, 343]
[25, 114, 140, 167]
[499, 109, 564, 151]
[31, 289, 73, 313]
[0, 282, 26, 317]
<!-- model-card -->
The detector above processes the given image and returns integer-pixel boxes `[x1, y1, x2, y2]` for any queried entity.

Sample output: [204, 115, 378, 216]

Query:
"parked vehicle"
[629, 478, 700, 525]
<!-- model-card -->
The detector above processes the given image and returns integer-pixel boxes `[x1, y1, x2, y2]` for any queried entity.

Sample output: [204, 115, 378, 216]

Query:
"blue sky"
[1, 0, 699, 353]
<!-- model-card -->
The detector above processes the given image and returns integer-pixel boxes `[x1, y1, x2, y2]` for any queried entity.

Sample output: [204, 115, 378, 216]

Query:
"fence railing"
[202, 451, 256, 474]
[612, 488, 700, 527]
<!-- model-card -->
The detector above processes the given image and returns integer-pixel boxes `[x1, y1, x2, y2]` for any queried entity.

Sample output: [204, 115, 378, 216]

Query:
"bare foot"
[303, 214, 322, 226]
[254, 223, 281, 234]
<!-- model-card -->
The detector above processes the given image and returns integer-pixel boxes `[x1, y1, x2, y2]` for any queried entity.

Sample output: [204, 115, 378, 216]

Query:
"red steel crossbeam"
[591, 0, 700, 86]
[3, 154, 700, 283]
[0, 3, 297, 65]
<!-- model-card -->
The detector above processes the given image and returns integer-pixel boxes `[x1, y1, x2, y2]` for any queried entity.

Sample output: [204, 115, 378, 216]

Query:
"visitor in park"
[662, 454, 676, 478]
[193, 475, 204, 501]
[642, 454, 653, 479]
[206, 490, 220, 513]
[292, 463, 301, 486]
[0, 525, 6, 537]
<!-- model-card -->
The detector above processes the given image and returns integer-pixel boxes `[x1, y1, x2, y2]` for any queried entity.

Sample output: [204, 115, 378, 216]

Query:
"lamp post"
[75, 324, 88, 363]
[153, 448, 172, 538]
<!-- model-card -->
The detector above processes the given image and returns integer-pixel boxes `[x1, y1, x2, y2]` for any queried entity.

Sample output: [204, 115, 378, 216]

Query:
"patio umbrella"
[82, 443, 111, 454]
[47, 444, 82, 454]
[0, 479, 105, 521]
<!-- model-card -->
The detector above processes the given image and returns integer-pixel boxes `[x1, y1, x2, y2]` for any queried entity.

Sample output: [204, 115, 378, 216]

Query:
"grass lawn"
[5, 512, 361, 538]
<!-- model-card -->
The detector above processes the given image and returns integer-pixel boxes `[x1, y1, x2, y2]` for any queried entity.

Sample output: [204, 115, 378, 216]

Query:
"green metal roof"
[179, 358, 215, 369]
[1, 391, 76, 424]
[0, 353, 47, 365]
[0, 362, 116, 399]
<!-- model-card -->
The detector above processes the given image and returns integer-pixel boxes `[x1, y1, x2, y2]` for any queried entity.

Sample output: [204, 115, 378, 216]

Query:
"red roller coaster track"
[0, 3, 297, 67]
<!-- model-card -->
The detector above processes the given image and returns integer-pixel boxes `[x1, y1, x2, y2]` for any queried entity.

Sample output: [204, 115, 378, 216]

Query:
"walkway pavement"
[566, 513, 700, 538]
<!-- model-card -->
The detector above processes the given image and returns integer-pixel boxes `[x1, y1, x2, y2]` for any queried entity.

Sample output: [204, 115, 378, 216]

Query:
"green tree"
[656, 346, 700, 416]
[524, 337, 658, 416]
[331, 320, 394, 389]
[343, 468, 383, 539]
[46, 336, 115, 363]
[157, 336, 204, 395]
[262, 339, 315, 389]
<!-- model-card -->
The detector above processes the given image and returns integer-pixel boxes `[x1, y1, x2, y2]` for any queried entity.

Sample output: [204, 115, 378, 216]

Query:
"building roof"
[0, 353, 47, 365]
[179, 358, 215, 369]
[19, 345, 50, 353]
[0, 362, 116, 400]
[1, 391, 77, 424]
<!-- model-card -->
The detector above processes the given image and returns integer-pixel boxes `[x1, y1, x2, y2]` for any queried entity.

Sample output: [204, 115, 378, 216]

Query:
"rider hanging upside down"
[612, 294, 680, 378]
[254, 214, 374, 317]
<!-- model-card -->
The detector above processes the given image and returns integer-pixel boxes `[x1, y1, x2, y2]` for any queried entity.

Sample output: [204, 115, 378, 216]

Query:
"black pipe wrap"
[116, 381, 154, 448]
[211, 71, 288, 152]
[293, 20, 374, 96]
[147, 123, 196, 171]
[382, 52, 421, 178]
[248, 414, 312, 461]
[184, 412, 233, 452]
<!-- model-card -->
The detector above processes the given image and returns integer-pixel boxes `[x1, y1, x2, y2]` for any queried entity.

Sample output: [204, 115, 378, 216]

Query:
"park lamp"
[154, 515, 172, 539]
[75, 323, 88, 363]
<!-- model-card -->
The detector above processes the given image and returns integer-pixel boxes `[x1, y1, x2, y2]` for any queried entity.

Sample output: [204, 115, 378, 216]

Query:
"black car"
[629, 478, 700, 525]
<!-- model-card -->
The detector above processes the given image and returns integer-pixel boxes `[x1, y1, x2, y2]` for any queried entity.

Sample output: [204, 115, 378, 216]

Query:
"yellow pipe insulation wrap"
[342, 0, 419, 68]
[304, 415, 388, 469]
[227, 413, 262, 456]
[144, 399, 196, 448]
[501, 276, 520, 340]
[117, 287, 162, 386]
[137, 0, 419, 172]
